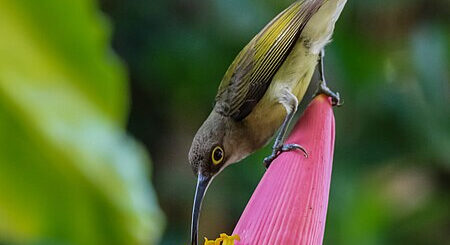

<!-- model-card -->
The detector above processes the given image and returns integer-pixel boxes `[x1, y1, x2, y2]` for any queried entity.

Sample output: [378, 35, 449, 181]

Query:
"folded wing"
[215, 0, 323, 121]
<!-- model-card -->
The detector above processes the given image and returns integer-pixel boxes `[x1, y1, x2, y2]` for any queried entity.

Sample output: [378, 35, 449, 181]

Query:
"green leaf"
[0, 0, 164, 244]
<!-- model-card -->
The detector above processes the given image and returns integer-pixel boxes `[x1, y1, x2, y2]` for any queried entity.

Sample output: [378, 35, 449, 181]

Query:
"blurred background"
[0, 0, 448, 244]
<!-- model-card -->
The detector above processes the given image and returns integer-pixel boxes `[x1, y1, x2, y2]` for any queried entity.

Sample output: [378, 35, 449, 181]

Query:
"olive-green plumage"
[215, 0, 322, 120]
[189, 0, 347, 244]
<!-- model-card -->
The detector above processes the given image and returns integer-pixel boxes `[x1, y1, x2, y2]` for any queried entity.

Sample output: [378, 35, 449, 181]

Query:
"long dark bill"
[190, 174, 212, 245]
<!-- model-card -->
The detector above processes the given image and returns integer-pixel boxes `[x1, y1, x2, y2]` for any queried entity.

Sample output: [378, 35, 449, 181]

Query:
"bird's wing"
[215, 0, 323, 121]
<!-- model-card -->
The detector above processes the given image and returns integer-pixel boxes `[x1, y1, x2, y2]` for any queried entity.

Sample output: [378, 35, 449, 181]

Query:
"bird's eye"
[211, 146, 224, 165]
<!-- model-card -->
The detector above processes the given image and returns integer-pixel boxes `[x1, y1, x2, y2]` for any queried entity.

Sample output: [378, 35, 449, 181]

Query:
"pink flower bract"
[233, 95, 335, 245]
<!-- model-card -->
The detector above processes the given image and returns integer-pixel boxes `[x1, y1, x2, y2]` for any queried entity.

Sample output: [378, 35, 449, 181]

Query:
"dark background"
[100, 0, 449, 244]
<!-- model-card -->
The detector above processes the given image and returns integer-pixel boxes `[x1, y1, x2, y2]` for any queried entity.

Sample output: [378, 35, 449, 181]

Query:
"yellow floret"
[203, 233, 240, 245]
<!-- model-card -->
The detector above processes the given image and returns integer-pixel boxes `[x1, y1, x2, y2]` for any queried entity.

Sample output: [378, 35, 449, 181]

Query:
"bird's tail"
[302, 0, 348, 54]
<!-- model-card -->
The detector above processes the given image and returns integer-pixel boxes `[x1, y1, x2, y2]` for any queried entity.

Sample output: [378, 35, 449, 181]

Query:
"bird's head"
[188, 110, 248, 245]
[188, 118, 226, 179]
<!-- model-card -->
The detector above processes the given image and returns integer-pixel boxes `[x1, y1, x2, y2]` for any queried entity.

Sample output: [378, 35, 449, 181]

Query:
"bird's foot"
[264, 143, 308, 168]
[313, 80, 343, 107]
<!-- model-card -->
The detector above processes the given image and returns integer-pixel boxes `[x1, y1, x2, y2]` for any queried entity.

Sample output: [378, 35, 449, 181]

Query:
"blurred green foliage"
[0, 0, 163, 244]
[101, 0, 449, 244]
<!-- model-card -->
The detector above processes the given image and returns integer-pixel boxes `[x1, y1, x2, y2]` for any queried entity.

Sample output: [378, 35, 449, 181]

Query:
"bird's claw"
[264, 143, 308, 169]
[329, 92, 343, 107]
[281, 144, 308, 157]
[263, 153, 279, 168]
[313, 80, 343, 107]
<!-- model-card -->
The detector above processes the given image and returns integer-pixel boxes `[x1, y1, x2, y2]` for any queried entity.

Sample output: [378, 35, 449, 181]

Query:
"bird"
[188, 0, 347, 244]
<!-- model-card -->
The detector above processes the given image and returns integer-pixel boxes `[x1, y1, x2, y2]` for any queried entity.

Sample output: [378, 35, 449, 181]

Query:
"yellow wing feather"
[215, 0, 323, 120]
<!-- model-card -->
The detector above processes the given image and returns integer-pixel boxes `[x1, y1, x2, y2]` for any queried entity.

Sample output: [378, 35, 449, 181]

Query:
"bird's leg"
[264, 91, 308, 168]
[313, 49, 343, 106]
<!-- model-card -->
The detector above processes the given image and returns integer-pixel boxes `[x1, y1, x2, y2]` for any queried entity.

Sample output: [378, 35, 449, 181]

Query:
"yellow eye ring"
[211, 146, 224, 165]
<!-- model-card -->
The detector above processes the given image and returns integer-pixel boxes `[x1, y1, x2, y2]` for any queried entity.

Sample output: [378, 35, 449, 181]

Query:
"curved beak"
[190, 173, 212, 245]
